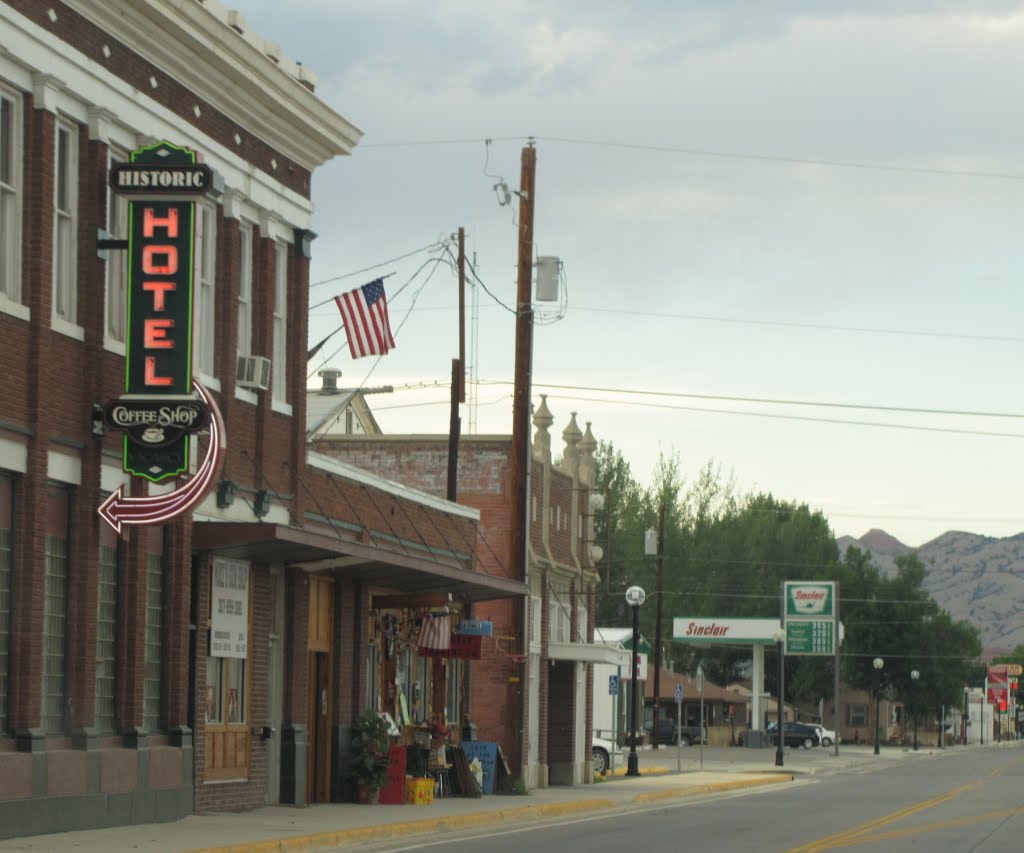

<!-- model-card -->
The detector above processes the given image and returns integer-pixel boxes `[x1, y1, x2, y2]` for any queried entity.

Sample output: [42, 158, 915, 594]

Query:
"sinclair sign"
[98, 141, 224, 533]
[672, 618, 782, 644]
[785, 582, 835, 618]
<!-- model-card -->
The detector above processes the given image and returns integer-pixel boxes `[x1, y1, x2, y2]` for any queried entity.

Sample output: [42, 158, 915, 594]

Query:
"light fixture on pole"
[910, 669, 920, 751]
[873, 657, 885, 755]
[624, 585, 646, 778]
[773, 629, 785, 768]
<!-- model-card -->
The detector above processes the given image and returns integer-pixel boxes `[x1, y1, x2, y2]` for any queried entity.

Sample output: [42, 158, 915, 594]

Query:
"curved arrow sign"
[99, 379, 226, 534]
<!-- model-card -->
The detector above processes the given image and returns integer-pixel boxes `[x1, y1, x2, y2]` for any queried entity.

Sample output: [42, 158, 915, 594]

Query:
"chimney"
[318, 369, 341, 394]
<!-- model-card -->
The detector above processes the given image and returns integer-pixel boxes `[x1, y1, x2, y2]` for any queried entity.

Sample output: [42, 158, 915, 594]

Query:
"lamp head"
[624, 585, 646, 607]
[873, 657, 884, 670]
[911, 669, 920, 681]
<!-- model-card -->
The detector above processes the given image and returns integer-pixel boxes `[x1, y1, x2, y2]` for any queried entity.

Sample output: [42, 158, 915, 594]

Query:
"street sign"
[785, 620, 834, 655]
[675, 684, 683, 704]
[608, 675, 619, 696]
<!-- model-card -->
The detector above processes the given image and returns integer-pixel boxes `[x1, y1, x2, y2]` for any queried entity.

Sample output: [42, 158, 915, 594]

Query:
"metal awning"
[192, 521, 527, 602]
[547, 641, 628, 666]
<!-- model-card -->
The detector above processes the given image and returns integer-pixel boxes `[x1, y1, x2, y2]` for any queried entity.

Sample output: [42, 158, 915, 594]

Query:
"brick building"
[0, 0, 521, 838]
[312, 394, 617, 788]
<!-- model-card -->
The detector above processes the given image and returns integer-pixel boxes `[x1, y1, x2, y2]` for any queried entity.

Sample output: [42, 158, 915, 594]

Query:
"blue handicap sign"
[675, 683, 684, 703]
[609, 675, 619, 696]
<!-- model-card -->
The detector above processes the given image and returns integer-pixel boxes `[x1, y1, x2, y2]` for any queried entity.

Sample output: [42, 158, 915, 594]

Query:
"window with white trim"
[237, 223, 253, 358]
[0, 86, 22, 306]
[847, 703, 868, 727]
[42, 484, 70, 734]
[105, 146, 129, 346]
[271, 242, 288, 403]
[0, 472, 13, 734]
[194, 201, 217, 377]
[53, 119, 78, 324]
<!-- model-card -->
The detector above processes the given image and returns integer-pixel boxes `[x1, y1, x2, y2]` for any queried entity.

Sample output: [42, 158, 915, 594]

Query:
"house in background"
[306, 368, 388, 439]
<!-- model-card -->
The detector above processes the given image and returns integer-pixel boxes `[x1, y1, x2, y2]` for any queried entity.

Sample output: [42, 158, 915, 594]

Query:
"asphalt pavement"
[0, 743, 969, 853]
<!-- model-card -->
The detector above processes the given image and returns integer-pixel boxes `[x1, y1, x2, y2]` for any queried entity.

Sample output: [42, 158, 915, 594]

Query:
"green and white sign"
[785, 620, 834, 655]
[784, 581, 835, 618]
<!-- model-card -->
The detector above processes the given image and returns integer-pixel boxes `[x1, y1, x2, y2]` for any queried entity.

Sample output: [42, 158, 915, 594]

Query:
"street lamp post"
[773, 629, 785, 768]
[910, 670, 920, 751]
[625, 585, 646, 778]
[873, 657, 885, 755]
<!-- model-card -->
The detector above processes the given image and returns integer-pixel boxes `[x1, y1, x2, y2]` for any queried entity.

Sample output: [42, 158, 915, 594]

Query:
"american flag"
[334, 278, 396, 359]
[417, 614, 451, 651]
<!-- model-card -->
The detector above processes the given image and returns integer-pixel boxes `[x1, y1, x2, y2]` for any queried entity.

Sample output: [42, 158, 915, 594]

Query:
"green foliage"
[346, 709, 392, 792]
[591, 441, 985, 713]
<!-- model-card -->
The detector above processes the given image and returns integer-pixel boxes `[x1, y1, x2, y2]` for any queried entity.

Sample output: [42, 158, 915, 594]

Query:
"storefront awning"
[192, 521, 527, 602]
[547, 641, 628, 666]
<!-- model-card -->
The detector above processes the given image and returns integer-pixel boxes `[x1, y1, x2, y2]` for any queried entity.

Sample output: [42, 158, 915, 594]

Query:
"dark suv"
[767, 721, 821, 749]
[650, 716, 707, 746]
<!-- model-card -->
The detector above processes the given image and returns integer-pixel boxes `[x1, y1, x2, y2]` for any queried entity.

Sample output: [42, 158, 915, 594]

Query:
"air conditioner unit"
[236, 354, 271, 391]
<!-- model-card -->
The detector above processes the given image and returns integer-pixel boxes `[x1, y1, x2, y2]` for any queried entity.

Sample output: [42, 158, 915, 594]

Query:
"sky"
[232, 1, 1024, 548]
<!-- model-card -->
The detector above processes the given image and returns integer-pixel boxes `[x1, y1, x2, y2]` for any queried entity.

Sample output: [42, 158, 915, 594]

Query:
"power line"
[569, 306, 1024, 346]
[357, 133, 1024, 183]
[309, 239, 448, 289]
[477, 379, 1024, 421]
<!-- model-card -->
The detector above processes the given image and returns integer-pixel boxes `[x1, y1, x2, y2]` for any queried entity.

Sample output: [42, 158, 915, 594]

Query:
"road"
[345, 745, 1024, 853]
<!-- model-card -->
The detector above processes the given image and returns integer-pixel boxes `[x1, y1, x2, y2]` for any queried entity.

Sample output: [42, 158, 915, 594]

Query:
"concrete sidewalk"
[0, 745, 941, 853]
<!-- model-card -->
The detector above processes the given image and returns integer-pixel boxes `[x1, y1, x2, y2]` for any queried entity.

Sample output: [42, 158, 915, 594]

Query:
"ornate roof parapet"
[532, 394, 554, 463]
[579, 421, 597, 488]
[560, 412, 582, 479]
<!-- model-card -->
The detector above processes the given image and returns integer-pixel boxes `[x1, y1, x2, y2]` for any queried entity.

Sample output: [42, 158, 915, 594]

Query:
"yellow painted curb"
[183, 799, 619, 853]
[632, 773, 793, 804]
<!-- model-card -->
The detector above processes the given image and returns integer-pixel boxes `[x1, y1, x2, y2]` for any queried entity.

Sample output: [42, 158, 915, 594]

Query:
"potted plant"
[347, 709, 392, 804]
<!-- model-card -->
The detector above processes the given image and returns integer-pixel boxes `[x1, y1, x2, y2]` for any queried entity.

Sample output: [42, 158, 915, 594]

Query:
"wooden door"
[305, 577, 334, 802]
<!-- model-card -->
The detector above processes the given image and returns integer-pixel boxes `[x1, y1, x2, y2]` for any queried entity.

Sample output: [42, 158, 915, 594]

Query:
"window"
[94, 521, 119, 733]
[0, 473, 13, 733]
[237, 223, 253, 358]
[446, 659, 463, 729]
[848, 703, 869, 727]
[365, 639, 379, 712]
[205, 558, 251, 780]
[0, 86, 22, 307]
[271, 243, 288, 403]
[194, 201, 216, 377]
[53, 120, 78, 325]
[104, 146, 129, 347]
[143, 528, 164, 732]
[42, 485, 70, 734]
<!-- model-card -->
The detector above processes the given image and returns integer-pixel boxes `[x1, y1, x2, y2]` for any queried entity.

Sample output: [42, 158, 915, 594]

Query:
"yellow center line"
[786, 782, 978, 853]
[851, 806, 1024, 845]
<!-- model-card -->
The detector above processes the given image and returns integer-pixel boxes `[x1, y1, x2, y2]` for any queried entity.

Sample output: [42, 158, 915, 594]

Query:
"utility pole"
[651, 503, 665, 749]
[509, 143, 537, 777]
[446, 227, 466, 501]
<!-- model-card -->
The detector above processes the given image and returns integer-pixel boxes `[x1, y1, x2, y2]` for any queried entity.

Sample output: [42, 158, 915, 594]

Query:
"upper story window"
[271, 242, 288, 404]
[237, 223, 253, 358]
[105, 146, 129, 348]
[53, 119, 78, 326]
[194, 201, 217, 378]
[0, 85, 22, 310]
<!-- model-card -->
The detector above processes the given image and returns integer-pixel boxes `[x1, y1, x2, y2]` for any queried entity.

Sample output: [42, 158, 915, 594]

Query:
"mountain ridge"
[837, 529, 1024, 649]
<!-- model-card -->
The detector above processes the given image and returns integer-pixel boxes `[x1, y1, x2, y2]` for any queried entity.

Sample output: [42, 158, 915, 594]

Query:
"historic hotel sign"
[98, 141, 224, 533]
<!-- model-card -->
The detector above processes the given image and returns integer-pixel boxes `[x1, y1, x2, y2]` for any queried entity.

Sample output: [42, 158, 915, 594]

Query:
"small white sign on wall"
[211, 558, 249, 658]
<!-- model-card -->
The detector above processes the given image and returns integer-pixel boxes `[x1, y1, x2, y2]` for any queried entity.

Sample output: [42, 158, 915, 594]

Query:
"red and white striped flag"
[417, 615, 451, 651]
[334, 278, 396, 359]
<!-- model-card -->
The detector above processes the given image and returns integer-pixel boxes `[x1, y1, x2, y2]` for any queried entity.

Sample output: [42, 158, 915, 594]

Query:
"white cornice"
[63, 0, 362, 170]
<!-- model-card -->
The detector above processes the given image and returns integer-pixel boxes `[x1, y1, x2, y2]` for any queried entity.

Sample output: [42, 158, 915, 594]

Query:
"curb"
[183, 775, 795, 853]
[631, 773, 794, 803]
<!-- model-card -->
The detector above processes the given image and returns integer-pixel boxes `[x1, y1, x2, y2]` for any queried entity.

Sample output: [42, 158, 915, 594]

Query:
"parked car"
[592, 736, 625, 775]
[810, 724, 838, 748]
[650, 716, 707, 746]
[766, 721, 821, 749]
